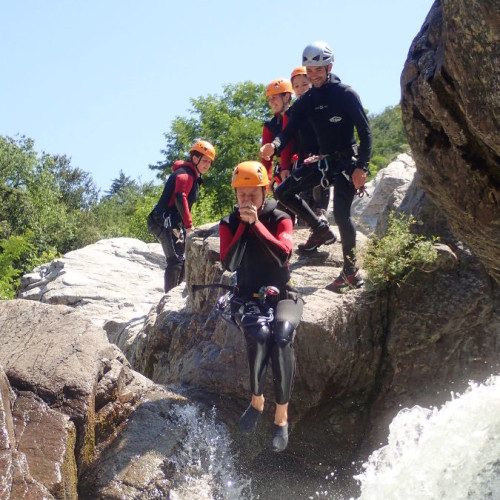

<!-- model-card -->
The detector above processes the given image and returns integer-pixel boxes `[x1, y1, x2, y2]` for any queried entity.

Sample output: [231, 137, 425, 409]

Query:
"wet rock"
[13, 391, 77, 498]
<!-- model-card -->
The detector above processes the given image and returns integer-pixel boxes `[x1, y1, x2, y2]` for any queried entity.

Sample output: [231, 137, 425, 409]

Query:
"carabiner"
[317, 157, 330, 188]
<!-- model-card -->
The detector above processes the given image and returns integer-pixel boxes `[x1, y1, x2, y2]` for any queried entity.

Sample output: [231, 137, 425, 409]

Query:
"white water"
[167, 404, 252, 500]
[165, 377, 500, 499]
[355, 375, 500, 500]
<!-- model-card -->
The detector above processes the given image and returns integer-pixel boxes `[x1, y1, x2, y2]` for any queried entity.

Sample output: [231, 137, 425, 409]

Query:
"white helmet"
[302, 41, 334, 67]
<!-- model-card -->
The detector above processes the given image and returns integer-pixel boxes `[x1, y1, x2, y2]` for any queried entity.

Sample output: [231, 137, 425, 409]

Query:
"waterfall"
[354, 375, 500, 499]
[163, 377, 500, 499]
[167, 404, 252, 499]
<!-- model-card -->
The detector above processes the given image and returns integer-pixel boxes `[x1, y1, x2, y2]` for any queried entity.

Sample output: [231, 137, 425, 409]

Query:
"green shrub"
[363, 212, 438, 291]
[0, 232, 57, 299]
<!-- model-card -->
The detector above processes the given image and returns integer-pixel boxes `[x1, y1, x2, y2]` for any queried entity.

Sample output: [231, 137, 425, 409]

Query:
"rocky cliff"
[401, 0, 500, 283]
[12, 157, 499, 493]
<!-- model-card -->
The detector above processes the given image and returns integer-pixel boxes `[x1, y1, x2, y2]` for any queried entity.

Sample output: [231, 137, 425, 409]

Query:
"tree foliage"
[368, 105, 410, 176]
[150, 81, 269, 224]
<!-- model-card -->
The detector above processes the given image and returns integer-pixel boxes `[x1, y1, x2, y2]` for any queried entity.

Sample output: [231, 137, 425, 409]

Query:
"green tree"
[151, 81, 269, 224]
[106, 170, 138, 198]
[369, 104, 410, 176]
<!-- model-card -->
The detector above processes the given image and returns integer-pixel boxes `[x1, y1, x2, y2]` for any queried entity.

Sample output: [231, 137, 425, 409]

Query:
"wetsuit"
[261, 111, 295, 185]
[273, 74, 372, 270]
[292, 94, 330, 214]
[147, 160, 202, 292]
[219, 199, 303, 405]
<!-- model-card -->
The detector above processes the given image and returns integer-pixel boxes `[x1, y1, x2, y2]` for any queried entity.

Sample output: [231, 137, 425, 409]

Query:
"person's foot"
[297, 223, 337, 252]
[239, 404, 262, 434]
[271, 423, 289, 452]
[326, 269, 364, 293]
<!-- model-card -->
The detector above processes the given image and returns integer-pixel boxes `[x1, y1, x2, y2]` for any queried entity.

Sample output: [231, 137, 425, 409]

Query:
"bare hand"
[238, 203, 258, 224]
[186, 226, 194, 235]
[352, 168, 367, 190]
[260, 143, 275, 161]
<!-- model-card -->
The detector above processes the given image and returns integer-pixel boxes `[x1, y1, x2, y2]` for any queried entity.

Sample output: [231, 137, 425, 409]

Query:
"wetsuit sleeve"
[261, 124, 274, 178]
[173, 172, 195, 228]
[219, 219, 248, 271]
[250, 217, 293, 267]
[279, 113, 295, 171]
[347, 90, 372, 170]
[271, 100, 304, 155]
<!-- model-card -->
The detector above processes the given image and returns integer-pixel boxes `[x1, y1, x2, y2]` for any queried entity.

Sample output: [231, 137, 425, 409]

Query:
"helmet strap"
[192, 153, 202, 175]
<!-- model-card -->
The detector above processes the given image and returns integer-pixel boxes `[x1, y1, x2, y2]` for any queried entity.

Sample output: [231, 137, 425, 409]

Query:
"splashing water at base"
[354, 375, 500, 499]
[167, 404, 252, 500]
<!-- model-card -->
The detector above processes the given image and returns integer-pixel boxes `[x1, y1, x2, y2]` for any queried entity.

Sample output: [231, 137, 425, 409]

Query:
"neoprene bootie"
[239, 404, 262, 434]
[271, 423, 289, 452]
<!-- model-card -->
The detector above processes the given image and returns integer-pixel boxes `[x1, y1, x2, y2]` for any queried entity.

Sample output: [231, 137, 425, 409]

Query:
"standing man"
[147, 140, 215, 292]
[289, 65, 330, 224]
[261, 41, 372, 292]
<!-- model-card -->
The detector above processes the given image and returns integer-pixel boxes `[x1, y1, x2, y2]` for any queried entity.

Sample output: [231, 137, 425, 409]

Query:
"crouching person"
[219, 161, 303, 452]
[147, 140, 215, 292]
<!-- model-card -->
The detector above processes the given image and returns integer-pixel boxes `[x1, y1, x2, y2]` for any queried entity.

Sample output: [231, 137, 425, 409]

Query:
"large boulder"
[17, 238, 165, 365]
[351, 153, 416, 234]
[0, 299, 226, 499]
[401, 0, 500, 283]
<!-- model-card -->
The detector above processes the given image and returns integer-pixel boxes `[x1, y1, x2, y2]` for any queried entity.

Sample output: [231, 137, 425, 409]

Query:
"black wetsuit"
[219, 199, 303, 404]
[273, 74, 372, 270]
[147, 160, 202, 292]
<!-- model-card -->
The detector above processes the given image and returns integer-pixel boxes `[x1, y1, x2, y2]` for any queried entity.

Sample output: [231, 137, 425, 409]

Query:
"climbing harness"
[303, 153, 370, 198]
[192, 283, 277, 327]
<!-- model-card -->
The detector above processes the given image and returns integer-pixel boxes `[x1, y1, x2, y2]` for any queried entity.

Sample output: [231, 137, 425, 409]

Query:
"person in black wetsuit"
[147, 140, 215, 292]
[261, 41, 372, 293]
[219, 161, 303, 452]
[290, 65, 330, 224]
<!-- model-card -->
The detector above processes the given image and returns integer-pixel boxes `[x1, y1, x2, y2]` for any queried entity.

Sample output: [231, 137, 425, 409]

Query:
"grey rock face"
[401, 0, 500, 283]
[0, 300, 200, 498]
[17, 238, 166, 364]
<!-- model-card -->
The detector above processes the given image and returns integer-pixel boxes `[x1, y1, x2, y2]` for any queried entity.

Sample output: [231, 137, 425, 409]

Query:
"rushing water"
[355, 376, 500, 500]
[167, 376, 500, 499]
[167, 404, 252, 499]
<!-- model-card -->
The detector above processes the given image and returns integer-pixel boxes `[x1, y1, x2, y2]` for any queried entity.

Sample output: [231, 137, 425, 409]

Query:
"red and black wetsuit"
[219, 199, 303, 404]
[261, 111, 295, 182]
[155, 160, 201, 229]
[147, 160, 202, 292]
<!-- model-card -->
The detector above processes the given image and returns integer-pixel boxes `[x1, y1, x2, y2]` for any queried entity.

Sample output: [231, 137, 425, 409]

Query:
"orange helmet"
[231, 161, 269, 188]
[291, 66, 307, 81]
[190, 140, 215, 162]
[265, 78, 294, 97]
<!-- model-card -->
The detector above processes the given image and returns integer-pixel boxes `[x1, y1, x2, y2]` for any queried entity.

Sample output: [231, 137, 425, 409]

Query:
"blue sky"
[1, 0, 434, 192]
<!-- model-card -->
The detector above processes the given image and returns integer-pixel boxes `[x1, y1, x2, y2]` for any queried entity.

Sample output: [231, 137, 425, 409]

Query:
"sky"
[0, 0, 434, 193]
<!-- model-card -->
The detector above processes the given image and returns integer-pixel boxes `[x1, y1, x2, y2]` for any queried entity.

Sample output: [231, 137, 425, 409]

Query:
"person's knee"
[244, 323, 272, 344]
[274, 182, 290, 202]
[272, 321, 296, 348]
[334, 208, 351, 228]
[166, 256, 184, 268]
